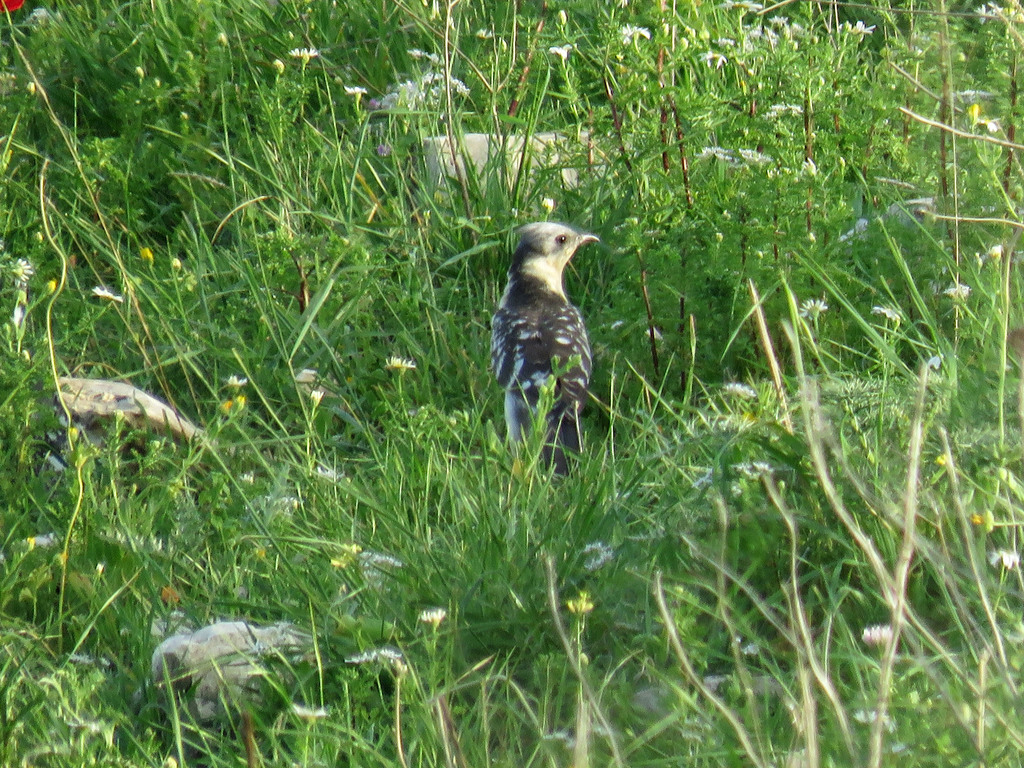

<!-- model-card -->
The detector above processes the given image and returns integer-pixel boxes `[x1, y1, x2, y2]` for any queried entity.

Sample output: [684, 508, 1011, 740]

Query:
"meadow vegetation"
[2, 0, 1024, 765]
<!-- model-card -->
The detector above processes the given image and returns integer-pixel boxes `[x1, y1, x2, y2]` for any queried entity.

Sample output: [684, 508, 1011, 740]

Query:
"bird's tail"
[544, 405, 583, 475]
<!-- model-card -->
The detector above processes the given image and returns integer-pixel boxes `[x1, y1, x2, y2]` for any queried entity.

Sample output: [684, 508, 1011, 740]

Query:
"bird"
[490, 222, 599, 474]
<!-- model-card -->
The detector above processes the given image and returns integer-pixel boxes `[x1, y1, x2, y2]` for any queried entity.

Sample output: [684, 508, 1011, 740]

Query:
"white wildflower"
[360, 550, 404, 570]
[408, 48, 440, 64]
[802, 158, 818, 177]
[344, 85, 368, 96]
[700, 51, 728, 69]
[852, 709, 896, 732]
[380, 72, 469, 109]
[989, 549, 1020, 569]
[385, 355, 417, 372]
[291, 704, 329, 719]
[345, 646, 406, 675]
[699, 146, 738, 164]
[955, 89, 995, 102]
[475, 28, 494, 39]
[620, 25, 651, 45]
[723, 382, 758, 399]
[28, 532, 58, 549]
[92, 286, 124, 304]
[978, 1, 1004, 20]
[69, 653, 113, 669]
[746, 26, 779, 47]
[225, 375, 248, 389]
[316, 463, 343, 482]
[871, 306, 902, 323]
[64, 716, 105, 735]
[715, 37, 737, 47]
[733, 461, 774, 478]
[418, 607, 447, 626]
[738, 148, 772, 166]
[767, 103, 803, 118]
[719, 0, 764, 10]
[926, 354, 943, 370]
[545, 729, 576, 747]
[12, 304, 25, 329]
[447, 76, 471, 97]
[380, 79, 419, 109]
[582, 541, 615, 571]
[861, 623, 894, 647]
[799, 298, 828, 319]
[549, 44, 572, 61]
[943, 282, 971, 301]
[288, 47, 321, 61]
[541, 197, 556, 214]
[10, 258, 34, 284]
[359, 550, 404, 589]
[844, 20, 876, 36]
[735, 635, 759, 655]
[28, 7, 54, 24]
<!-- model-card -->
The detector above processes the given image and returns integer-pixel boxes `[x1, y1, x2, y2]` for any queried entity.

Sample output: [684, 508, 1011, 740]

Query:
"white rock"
[421, 132, 599, 190]
[151, 620, 312, 723]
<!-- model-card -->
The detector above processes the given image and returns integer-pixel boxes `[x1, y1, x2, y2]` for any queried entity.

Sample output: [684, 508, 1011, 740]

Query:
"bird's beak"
[579, 233, 600, 246]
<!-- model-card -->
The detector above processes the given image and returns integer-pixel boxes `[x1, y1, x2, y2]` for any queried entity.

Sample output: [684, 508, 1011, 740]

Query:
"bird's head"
[510, 222, 599, 297]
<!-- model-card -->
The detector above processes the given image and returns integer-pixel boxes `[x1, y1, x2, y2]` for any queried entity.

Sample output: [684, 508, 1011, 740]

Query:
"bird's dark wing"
[491, 303, 591, 408]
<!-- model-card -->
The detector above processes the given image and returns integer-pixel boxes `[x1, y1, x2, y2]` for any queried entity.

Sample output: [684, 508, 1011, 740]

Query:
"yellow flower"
[567, 591, 594, 615]
[140, 247, 154, 263]
[220, 396, 247, 413]
[971, 510, 995, 533]
[968, 103, 982, 124]
[331, 543, 363, 568]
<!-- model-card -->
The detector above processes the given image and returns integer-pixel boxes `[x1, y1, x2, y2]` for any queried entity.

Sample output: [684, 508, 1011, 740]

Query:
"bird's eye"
[556, 235, 568, 245]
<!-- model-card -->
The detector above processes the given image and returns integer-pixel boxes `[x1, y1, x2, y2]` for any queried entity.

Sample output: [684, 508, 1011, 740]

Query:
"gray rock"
[151, 620, 312, 723]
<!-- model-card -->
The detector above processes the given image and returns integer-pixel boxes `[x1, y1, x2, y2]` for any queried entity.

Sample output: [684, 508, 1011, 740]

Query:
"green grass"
[3, 0, 1024, 765]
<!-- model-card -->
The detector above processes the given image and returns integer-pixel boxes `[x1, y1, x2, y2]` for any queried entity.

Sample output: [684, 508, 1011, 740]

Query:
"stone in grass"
[421, 132, 598, 191]
[57, 377, 203, 442]
[43, 377, 203, 473]
[838, 197, 935, 244]
[151, 620, 312, 724]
